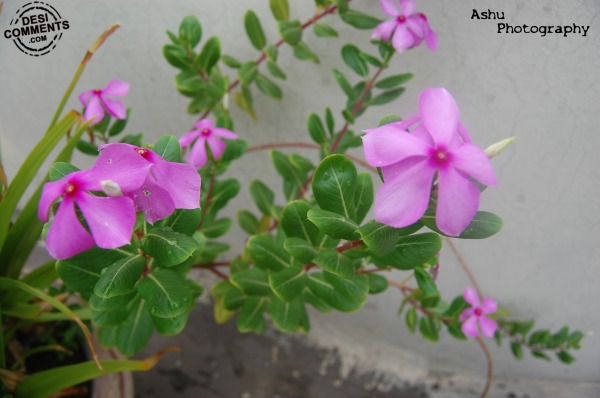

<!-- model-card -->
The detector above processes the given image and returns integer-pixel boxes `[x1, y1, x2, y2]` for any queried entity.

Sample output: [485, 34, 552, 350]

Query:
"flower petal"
[479, 316, 498, 338]
[481, 298, 497, 314]
[102, 79, 130, 97]
[193, 119, 214, 130]
[410, 124, 434, 146]
[76, 194, 135, 249]
[79, 90, 93, 108]
[419, 88, 460, 147]
[371, 19, 398, 41]
[399, 0, 416, 16]
[101, 97, 127, 119]
[39, 179, 67, 222]
[457, 121, 471, 143]
[91, 144, 151, 192]
[424, 23, 439, 51]
[179, 130, 200, 148]
[463, 286, 480, 307]
[362, 126, 430, 167]
[128, 178, 175, 224]
[83, 95, 104, 126]
[188, 138, 208, 168]
[451, 143, 498, 186]
[207, 136, 226, 160]
[379, 0, 399, 17]
[374, 159, 435, 228]
[436, 165, 480, 236]
[212, 127, 238, 140]
[461, 315, 479, 338]
[459, 308, 474, 322]
[147, 158, 201, 210]
[391, 25, 415, 53]
[45, 197, 95, 260]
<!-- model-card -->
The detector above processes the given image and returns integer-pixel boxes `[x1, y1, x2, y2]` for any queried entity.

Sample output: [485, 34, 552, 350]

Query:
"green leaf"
[368, 88, 406, 106]
[255, 73, 283, 99]
[222, 54, 242, 68]
[108, 109, 130, 136]
[246, 234, 295, 271]
[421, 211, 503, 239]
[244, 10, 267, 50]
[375, 73, 413, 89]
[340, 10, 381, 29]
[116, 297, 153, 356]
[281, 200, 321, 246]
[238, 210, 260, 234]
[239, 61, 258, 85]
[163, 44, 190, 69]
[93, 255, 145, 298]
[202, 218, 232, 239]
[196, 36, 221, 72]
[307, 208, 358, 240]
[283, 237, 318, 264]
[374, 233, 442, 270]
[342, 45, 369, 77]
[413, 267, 439, 305]
[152, 135, 181, 162]
[313, 250, 354, 277]
[292, 42, 320, 63]
[265, 44, 278, 61]
[355, 222, 399, 257]
[250, 180, 275, 216]
[56, 248, 130, 299]
[48, 162, 79, 182]
[89, 292, 135, 312]
[153, 311, 189, 336]
[231, 267, 272, 296]
[510, 342, 524, 360]
[359, 52, 383, 67]
[136, 269, 192, 318]
[334, 0, 349, 13]
[313, 22, 338, 37]
[354, 173, 373, 224]
[269, 265, 307, 302]
[325, 108, 335, 135]
[271, 150, 305, 199]
[270, 0, 290, 21]
[307, 273, 366, 312]
[378, 114, 403, 127]
[531, 351, 551, 361]
[406, 307, 418, 333]
[91, 306, 128, 327]
[269, 296, 305, 332]
[266, 60, 287, 79]
[419, 316, 440, 343]
[161, 208, 202, 235]
[223, 284, 246, 310]
[556, 351, 575, 364]
[279, 20, 302, 45]
[366, 273, 388, 294]
[205, 179, 240, 215]
[312, 155, 358, 220]
[140, 227, 198, 267]
[332, 69, 355, 99]
[307, 113, 328, 145]
[179, 15, 202, 48]
[237, 297, 269, 333]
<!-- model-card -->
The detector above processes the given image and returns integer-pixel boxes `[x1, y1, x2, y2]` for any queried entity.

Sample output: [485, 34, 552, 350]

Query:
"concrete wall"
[1, 0, 598, 385]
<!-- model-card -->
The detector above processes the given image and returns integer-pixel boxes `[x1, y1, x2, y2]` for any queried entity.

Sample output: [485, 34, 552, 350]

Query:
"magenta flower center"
[430, 147, 450, 166]
[396, 15, 406, 23]
[474, 308, 483, 317]
[92, 89, 102, 96]
[136, 148, 150, 160]
[200, 128, 212, 137]
[64, 182, 78, 196]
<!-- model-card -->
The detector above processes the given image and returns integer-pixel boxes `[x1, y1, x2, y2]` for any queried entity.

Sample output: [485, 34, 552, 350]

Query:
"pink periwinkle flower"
[79, 79, 130, 126]
[179, 119, 238, 168]
[100, 143, 201, 223]
[39, 145, 151, 260]
[362, 88, 497, 236]
[459, 287, 498, 338]
[372, 0, 438, 53]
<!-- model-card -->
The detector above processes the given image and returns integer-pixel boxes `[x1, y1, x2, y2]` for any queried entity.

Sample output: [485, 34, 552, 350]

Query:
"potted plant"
[0, 1, 585, 397]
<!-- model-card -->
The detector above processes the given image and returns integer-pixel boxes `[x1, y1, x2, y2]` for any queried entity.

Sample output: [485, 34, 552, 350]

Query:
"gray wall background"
[1, 0, 598, 385]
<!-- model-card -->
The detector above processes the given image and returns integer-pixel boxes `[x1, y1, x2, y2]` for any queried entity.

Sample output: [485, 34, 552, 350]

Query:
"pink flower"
[459, 287, 498, 338]
[179, 120, 238, 168]
[79, 79, 130, 126]
[39, 145, 151, 260]
[100, 143, 201, 223]
[372, 0, 438, 53]
[362, 88, 497, 236]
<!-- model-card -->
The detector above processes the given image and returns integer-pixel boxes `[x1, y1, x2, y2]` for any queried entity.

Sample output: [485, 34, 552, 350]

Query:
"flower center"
[396, 15, 406, 23]
[200, 128, 211, 137]
[474, 308, 483, 317]
[431, 148, 450, 166]
[136, 148, 150, 159]
[64, 182, 77, 196]
[92, 89, 102, 96]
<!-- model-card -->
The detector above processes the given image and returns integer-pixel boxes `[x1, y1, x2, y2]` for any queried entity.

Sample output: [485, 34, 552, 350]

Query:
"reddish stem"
[247, 142, 320, 153]
[476, 336, 494, 398]
[336, 239, 363, 252]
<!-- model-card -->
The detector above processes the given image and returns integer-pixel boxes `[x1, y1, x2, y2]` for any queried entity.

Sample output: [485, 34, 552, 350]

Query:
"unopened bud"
[485, 136, 516, 158]
[101, 180, 122, 196]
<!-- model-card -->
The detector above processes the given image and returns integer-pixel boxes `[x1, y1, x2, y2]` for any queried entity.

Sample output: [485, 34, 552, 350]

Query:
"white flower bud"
[485, 136, 516, 158]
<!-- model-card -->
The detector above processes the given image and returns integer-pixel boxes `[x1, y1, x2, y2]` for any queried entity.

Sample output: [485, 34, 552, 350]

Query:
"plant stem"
[445, 237, 484, 299]
[476, 336, 494, 398]
[247, 142, 320, 153]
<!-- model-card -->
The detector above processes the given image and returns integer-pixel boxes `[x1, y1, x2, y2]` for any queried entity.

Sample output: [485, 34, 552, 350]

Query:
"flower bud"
[485, 136, 516, 158]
